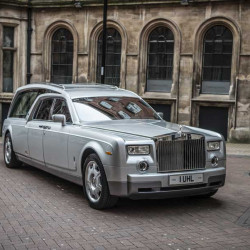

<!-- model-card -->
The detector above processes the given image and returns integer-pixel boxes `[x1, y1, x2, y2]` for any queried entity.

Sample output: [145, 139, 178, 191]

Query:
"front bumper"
[108, 167, 226, 199]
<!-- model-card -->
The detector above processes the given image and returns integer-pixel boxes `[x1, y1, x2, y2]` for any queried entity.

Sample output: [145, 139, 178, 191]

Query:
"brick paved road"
[0, 149, 250, 250]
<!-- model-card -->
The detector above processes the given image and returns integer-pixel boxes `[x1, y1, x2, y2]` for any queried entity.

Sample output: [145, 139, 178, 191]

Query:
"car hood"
[81, 119, 222, 140]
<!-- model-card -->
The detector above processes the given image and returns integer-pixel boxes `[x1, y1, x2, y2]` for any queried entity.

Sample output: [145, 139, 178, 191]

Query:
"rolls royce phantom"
[2, 83, 226, 209]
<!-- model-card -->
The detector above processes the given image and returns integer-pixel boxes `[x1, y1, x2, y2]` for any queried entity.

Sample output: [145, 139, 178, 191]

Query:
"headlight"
[207, 141, 220, 151]
[127, 145, 150, 155]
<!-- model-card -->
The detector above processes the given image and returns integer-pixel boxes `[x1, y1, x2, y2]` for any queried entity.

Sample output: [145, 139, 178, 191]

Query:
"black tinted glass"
[52, 99, 72, 123]
[10, 91, 44, 118]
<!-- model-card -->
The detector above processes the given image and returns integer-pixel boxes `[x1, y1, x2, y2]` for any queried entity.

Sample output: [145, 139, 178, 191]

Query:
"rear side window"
[34, 99, 54, 121]
[10, 91, 42, 118]
[9, 89, 57, 118]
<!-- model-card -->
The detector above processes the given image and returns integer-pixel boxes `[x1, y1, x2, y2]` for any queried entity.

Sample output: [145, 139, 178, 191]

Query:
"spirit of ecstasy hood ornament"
[176, 125, 185, 138]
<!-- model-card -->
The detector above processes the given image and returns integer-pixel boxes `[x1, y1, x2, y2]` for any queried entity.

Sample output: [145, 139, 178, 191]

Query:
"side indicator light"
[106, 151, 112, 155]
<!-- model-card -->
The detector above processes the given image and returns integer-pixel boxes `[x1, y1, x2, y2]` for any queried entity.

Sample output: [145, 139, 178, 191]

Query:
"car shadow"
[4, 161, 224, 216]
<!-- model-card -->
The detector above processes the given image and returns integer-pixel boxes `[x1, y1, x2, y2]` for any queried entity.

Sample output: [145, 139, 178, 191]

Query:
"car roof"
[16, 83, 139, 99]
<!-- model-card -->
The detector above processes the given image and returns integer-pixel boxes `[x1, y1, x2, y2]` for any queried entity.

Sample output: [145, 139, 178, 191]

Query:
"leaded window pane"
[3, 50, 14, 92]
[3, 26, 14, 47]
[146, 27, 174, 92]
[202, 25, 233, 94]
[96, 28, 121, 87]
[51, 28, 73, 84]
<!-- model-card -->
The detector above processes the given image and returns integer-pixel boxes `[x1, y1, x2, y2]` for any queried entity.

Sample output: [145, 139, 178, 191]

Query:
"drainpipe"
[234, 78, 239, 129]
[27, 0, 33, 84]
[101, 0, 108, 84]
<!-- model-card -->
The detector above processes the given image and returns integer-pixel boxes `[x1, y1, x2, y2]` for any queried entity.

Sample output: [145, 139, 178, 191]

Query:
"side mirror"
[157, 112, 164, 119]
[52, 114, 66, 126]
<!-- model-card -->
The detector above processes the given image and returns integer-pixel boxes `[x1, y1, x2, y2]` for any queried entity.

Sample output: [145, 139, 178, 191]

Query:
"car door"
[43, 98, 72, 170]
[9, 90, 44, 157]
[27, 98, 54, 164]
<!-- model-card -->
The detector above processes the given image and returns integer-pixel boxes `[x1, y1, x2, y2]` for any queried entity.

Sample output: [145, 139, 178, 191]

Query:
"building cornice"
[0, 0, 239, 8]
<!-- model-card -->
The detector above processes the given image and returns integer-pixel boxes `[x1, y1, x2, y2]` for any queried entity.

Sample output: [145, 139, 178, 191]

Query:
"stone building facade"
[0, 0, 250, 141]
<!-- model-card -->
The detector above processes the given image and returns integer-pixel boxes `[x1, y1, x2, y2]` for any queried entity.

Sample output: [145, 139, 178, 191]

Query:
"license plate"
[169, 173, 203, 186]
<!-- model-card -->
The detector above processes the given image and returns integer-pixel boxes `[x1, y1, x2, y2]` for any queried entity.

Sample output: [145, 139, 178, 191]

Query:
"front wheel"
[4, 133, 21, 168]
[82, 153, 118, 210]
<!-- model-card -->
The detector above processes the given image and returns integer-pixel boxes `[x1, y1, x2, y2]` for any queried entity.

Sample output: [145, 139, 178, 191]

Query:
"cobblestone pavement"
[0, 149, 250, 250]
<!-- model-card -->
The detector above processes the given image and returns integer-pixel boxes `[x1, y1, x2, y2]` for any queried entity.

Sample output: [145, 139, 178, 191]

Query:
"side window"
[52, 99, 72, 123]
[34, 99, 54, 121]
[10, 90, 41, 118]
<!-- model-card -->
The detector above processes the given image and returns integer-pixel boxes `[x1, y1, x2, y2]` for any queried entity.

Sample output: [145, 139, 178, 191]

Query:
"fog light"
[137, 161, 149, 173]
[211, 156, 219, 167]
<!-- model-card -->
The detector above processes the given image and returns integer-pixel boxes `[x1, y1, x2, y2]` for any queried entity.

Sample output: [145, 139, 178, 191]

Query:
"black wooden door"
[1, 103, 10, 136]
[199, 106, 228, 140]
[150, 104, 171, 122]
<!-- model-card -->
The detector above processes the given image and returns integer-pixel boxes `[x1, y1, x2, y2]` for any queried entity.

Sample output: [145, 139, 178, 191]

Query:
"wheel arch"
[80, 147, 98, 174]
[79, 141, 113, 175]
[3, 127, 13, 142]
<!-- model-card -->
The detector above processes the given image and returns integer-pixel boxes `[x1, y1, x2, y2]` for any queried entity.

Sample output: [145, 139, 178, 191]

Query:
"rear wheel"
[82, 153, 118, 210]
[4, 133, 21, 168]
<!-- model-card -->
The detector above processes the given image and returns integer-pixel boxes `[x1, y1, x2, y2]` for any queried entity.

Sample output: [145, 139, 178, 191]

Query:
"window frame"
[96, 28, 122, 87]
[9, 88, 59, 119]
[146, 26, 175, 93]
[0, 24, 17, 93]
[51, 97, 73, 124]
[201, 25, 233, 95]
[51, 28, 74, 84]
[32, 98, 55, 122]
[31, 96, 73, 124]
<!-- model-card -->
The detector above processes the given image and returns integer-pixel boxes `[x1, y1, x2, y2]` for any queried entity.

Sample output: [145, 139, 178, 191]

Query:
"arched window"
[147, 26, 174, 92]
[96, 28, 121, 86]
[202, 25, 233, 94]
[51, 28, 73, 84]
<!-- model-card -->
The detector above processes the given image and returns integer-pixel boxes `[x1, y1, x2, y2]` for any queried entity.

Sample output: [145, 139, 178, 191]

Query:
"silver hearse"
[2, 84, 226, 209]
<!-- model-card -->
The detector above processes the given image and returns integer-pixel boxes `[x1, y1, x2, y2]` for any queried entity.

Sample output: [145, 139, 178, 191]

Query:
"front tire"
[4, 133, 21, 168]
[82, 153, 118, 210]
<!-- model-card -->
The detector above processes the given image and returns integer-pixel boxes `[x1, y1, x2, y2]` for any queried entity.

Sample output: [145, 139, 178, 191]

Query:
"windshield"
[73, 96, 160, 122]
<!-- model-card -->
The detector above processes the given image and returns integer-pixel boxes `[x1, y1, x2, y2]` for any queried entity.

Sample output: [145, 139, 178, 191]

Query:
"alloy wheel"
[5, 137, 12, 165]
[85, 160, 102, 203]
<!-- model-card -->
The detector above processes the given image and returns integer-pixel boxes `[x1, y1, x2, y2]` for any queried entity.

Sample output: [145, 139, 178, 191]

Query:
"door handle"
[39, 125, 51, 130]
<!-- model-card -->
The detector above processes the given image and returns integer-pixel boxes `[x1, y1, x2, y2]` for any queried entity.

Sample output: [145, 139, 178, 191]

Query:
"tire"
[82, 153, 118, 210]
[4, 133, 22, 169]
[193, 189, 218, 199]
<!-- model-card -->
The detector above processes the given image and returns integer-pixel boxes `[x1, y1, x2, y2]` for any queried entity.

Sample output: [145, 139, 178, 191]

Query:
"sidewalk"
[226, 143, 250, 157]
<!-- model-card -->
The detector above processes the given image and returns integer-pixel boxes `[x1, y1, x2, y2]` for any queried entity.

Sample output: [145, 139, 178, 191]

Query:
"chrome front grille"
[156, 135, 206, 173]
